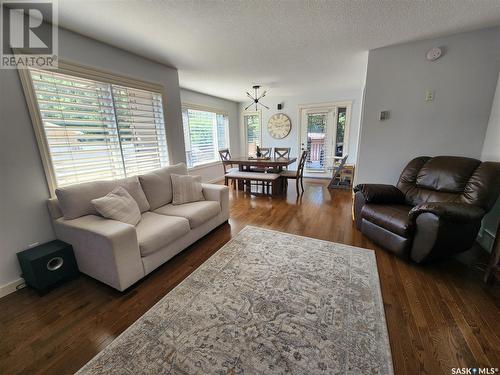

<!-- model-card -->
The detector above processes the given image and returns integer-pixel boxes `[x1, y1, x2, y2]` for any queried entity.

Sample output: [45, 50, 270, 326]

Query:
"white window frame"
[181, 103, 230, 169]
[17, 59, 170, 195]
[241, 110, 262, 156]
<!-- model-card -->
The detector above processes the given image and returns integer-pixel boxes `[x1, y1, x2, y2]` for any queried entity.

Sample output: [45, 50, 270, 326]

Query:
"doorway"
[299, 102, 351, 177]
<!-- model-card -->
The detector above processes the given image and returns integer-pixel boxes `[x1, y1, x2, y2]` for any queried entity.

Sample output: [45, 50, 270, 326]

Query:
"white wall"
[180, 89, 240, 182]
[238, 88, 364, 168]
[0, 26, 184, 293]
[356, 27, 500, 185]
[479, 72, 500, 252]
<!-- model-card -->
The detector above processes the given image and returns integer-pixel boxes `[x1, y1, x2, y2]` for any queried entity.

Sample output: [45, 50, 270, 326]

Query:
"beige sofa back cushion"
[139, 163, 188, 210]
[56, 176, 150, 220]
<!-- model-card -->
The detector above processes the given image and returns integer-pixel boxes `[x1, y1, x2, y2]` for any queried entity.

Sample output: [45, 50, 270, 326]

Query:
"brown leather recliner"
[354, 156, 500, 263]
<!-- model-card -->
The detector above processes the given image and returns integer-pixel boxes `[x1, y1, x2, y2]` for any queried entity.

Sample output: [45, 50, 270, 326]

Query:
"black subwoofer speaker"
[17, 240, 79, 293]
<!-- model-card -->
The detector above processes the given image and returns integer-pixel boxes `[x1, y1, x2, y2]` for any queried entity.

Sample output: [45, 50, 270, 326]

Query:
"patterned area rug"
[78, 226, 393, 375]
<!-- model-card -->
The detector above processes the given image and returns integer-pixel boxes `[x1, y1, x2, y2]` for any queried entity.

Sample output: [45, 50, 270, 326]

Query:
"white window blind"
[113, 85, 168, 176]
[182, 107, 229, 168]
[28, 68, 169, 187]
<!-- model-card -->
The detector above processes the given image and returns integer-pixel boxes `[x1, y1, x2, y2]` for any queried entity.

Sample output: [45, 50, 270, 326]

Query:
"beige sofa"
[47, 163, 229, 291]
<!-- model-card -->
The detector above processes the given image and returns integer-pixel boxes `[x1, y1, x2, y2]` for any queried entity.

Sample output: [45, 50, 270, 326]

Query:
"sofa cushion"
[91, 186, 142, 225]
[56, 176, 149, 220]
[117, 176, 150, 213]
[135, 212, 190, 256]
[139, 163, 188, 210]
[154, 201, 221, 229]
[361, 204, 412, 237]
[171, 174, 204, 205]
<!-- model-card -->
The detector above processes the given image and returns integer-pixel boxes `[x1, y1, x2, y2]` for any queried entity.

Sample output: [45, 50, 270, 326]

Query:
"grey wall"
[481, 72, 500, 162]
[0, 26, 184, 289]
[238, 88, 364, 167]
[479, 72, 500, 252]
[355, 27, 500, 185]
[180, 89, 240, 182]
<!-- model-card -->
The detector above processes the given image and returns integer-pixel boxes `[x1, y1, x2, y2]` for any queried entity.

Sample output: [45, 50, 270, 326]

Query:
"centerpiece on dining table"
[249, 146, 271, 160]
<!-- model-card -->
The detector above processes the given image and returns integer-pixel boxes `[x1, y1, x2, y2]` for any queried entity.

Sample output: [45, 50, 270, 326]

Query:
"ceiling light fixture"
[245, 85, 269, 111]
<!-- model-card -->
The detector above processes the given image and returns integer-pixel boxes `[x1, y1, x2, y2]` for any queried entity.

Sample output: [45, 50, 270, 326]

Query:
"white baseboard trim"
[0, 278, 25, 299]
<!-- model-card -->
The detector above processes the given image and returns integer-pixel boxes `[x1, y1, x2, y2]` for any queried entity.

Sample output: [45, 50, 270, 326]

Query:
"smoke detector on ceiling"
[426, 47, 443, 62]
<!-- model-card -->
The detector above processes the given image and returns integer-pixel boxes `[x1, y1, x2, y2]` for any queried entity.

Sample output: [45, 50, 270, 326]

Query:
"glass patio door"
[301, 108, 335, 172]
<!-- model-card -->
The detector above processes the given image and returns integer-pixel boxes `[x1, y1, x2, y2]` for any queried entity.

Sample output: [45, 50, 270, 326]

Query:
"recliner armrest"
[409, 202, 485, 223]
[409, 202, 485, 263]
[353, 184, 405, 204]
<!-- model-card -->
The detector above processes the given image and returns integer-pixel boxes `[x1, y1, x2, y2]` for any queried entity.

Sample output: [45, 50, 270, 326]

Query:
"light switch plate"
[425, 90, 434, 102]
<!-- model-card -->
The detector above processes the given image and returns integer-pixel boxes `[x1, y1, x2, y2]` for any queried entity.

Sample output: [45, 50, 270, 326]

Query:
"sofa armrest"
[353, 184, 405, 204]
[53, 215, 144, 291]
[202, 183, 230, 221]
[409, 202, 485, 223]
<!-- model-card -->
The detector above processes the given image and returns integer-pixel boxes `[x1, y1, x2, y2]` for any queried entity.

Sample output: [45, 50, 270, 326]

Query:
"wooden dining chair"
[274, 147, 291, 159]
[259, 147, 272, 157]
[219, 148, 239, 189]
[280, 150, 308, 195]
[271, 147, 291, 173]
[251, 147, 272, 192]
[251, 147, 272, 172]
[218, 149, 238, 174]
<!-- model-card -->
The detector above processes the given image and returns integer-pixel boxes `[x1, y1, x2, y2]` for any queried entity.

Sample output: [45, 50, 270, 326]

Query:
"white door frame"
[297, 101, 352, 172]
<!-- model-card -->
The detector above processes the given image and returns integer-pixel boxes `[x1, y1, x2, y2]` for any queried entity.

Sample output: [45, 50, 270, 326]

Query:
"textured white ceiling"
[57, 0, 500, 102]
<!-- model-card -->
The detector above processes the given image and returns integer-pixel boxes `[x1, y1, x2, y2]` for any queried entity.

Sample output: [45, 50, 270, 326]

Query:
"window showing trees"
[27, 68, 169, 187]
[335, 107, 347, 157]
[244, 112, 260, 155]
[182, 107, 229, 168]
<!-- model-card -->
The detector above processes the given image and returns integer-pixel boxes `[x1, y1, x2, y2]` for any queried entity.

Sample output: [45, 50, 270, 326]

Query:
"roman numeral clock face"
[267, 113, 292, 139]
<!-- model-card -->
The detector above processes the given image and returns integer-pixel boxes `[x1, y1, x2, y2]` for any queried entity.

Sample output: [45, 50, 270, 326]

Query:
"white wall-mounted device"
[426, 47, 443, 61]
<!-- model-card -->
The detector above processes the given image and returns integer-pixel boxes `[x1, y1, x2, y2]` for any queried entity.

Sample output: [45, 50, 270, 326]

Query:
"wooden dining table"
[222, 156, 297, 192]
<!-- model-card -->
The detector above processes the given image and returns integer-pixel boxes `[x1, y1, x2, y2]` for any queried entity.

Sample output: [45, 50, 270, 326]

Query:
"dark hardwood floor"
[1, 179, 499, 374]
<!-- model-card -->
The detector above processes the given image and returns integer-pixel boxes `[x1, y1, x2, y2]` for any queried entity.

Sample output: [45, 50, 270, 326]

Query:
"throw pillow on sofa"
[171, 174, 205, 205]
[138, 163, 188, 210]
[91, 186, 142, 225]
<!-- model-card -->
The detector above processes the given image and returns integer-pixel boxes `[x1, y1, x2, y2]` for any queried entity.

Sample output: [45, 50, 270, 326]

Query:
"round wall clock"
[267, 113, 292, 139]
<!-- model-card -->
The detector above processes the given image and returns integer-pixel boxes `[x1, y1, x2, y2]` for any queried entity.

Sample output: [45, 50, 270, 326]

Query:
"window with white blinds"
[27, 68, 169, 187]
[182, 106, 229, 168]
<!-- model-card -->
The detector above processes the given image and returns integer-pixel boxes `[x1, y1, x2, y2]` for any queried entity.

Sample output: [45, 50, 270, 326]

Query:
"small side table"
[484, 223, 500, 284]
[17, 240, 79, 294]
